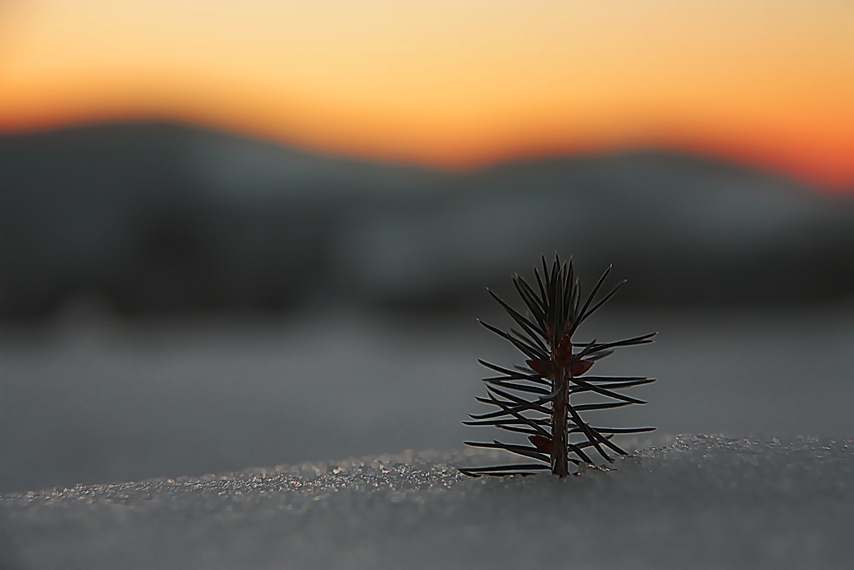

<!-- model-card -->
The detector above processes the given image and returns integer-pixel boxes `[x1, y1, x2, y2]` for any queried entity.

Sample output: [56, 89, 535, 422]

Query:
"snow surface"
[3, 305, 854, 495]
[2, 435, 853, 570]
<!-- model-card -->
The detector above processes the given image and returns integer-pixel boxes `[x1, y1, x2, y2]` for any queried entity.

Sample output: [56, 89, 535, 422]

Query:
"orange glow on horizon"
[1, 0, 853, 190]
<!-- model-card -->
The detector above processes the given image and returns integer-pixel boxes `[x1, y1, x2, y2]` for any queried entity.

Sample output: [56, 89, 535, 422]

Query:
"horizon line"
[2, 116, 851, 195]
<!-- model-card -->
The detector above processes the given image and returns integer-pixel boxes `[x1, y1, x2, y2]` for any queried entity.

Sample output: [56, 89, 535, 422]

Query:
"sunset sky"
[1, 0, 852, 189]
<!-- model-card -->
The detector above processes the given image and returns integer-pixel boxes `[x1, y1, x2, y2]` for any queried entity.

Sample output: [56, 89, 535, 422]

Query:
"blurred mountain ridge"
[2, 120, 853, 318]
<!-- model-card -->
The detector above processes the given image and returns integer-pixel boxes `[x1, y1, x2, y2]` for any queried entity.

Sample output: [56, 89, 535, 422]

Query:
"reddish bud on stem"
[529, 434, 553, 453]
[570, 359, 594, 376]
[526, 359, 550, 376]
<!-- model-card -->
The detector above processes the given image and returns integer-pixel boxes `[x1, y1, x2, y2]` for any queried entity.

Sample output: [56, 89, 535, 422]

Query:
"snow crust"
[2, 435, 853, 569]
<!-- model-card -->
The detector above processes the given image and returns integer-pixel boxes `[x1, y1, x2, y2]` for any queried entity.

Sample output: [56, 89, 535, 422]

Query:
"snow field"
[2, 435, 853, 570]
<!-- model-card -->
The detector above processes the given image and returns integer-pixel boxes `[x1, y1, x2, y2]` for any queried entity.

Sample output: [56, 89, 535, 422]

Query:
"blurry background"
[1, 0, 853, 493]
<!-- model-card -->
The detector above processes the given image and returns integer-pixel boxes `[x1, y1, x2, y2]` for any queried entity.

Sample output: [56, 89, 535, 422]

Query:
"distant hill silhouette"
[2, 121, 853, 318]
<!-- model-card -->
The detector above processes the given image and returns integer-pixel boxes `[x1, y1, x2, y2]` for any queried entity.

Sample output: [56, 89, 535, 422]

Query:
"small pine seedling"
[461, 254, 657, 477]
